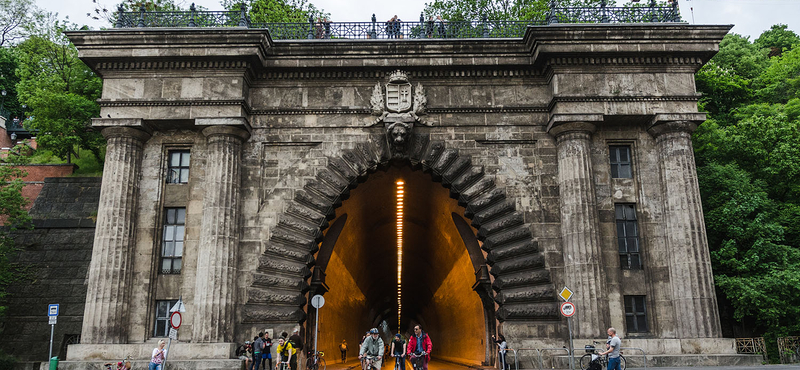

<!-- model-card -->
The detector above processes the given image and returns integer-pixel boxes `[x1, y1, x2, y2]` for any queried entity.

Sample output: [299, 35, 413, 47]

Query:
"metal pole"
[49, 324, 54, 360]
[314, 306, 320, 356]
[164, 337, 172, 369]
[567, 317, 574, 370]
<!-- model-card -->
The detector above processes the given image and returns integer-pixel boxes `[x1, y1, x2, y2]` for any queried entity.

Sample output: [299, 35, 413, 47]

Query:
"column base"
[66, 342, 236, 361]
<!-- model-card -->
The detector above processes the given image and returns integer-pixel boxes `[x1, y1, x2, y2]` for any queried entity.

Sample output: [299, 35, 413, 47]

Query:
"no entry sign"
[560, 301, 576, 317]
[170, 311, 182, 329]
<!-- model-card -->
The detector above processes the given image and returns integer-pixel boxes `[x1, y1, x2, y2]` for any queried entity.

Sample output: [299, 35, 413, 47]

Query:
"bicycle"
[306, 350, 326, 370]
[408, 352, 427, 370]
[277, 361, 291, 370]
[580, 342, 626, 370]
[361, 355, 379, 370]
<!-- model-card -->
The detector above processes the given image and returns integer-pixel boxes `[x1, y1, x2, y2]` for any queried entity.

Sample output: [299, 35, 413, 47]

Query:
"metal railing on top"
[113, 0, 682, 39]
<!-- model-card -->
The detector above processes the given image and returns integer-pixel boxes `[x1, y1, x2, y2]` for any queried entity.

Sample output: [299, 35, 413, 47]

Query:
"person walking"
[391, 334, 407, 370]
[149, 339, 167, 370]
[340, 340, 348, 363]
[359, 328, 385, 369]
[406, 325, 432, 370]
[492, 335, 509, 370]
[288, 328, 303, 370]
[253, 332, 266, 370]
[599, 328, 622, 370]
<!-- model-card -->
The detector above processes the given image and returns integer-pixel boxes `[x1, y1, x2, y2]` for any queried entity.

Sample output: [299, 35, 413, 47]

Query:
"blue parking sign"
[48, 304, 59, 317]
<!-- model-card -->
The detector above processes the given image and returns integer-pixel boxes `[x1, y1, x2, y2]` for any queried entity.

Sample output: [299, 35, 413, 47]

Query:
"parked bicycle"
[580, 342, 626, 370]
[306, 350, 326, 370]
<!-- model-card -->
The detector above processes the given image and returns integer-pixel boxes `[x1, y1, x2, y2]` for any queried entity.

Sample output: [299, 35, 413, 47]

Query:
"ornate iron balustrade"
[735, 337, 767, 362]
[114, 1, 681, 39]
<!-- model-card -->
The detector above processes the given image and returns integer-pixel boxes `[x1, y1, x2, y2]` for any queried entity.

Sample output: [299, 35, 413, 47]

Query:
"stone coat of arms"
[368, 70, 430, 156]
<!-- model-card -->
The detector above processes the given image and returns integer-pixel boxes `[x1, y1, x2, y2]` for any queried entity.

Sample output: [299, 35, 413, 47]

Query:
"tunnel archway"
[243, 136, 559, 365]
[309, 166, 493, 365]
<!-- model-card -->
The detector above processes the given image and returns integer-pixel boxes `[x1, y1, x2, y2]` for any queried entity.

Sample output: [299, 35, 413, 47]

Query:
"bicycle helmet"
[369, 328, 379, 334]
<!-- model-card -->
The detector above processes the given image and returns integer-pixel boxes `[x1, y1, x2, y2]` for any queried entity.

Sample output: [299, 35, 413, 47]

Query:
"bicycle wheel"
[619, 356, 626, 370]
[579, 354, 593, 370]
[319, 357, 326, 370]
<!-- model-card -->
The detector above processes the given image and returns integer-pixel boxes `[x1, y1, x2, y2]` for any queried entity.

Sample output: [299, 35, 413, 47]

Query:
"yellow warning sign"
[559, 286, 573, 302]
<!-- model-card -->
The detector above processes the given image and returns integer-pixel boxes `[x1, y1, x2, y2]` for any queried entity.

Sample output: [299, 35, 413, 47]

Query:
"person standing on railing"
[598, 328, 621, 370]
[492, 335, 509, 370]
[386, 16, 396, 38]
[394, 16, 403, 39]
[425, 16, 434, 38]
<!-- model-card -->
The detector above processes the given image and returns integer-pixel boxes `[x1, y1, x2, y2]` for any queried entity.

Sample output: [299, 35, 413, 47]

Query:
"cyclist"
[390, 334, 407, 370]
[406, 325, 432, 370]
[276, 337, 296, 370]
[359, 328, 384, 370]
[598, 328, 621, 370]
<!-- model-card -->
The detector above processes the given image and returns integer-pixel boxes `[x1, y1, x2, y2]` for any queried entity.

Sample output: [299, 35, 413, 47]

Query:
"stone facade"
[54, 23, 748, 367]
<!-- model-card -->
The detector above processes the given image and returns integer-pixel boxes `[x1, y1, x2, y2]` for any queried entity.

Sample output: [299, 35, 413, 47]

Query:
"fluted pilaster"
[82, 126, 150, 343]
[649, 116, 721, 338]
[193, 125, 250, 343]
[548, 117, 607, 338]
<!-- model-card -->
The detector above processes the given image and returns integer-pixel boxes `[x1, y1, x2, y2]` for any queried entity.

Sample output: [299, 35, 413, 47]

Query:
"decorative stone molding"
[258, 69, 540, 80]
[243, 134, 559, 324]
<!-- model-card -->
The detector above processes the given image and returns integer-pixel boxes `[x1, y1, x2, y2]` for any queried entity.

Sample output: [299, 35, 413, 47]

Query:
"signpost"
[559, 287, 576, 370]
[48, 304, 59, 361]
[311, 294, 325, 358]
[163, 297, 186, 369]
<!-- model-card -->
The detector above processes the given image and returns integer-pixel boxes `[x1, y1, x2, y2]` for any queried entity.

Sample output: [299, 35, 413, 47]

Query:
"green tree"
[754, 46, 800, 104]
[14, 15, 104, 163]
[0, 0, 40, 46]
[424, 0, 609, 21]
[224, 0, 328, 23]
[0, 47, 24, 120]
[89, 0, 199, 26]
[754, 24, 800, 57]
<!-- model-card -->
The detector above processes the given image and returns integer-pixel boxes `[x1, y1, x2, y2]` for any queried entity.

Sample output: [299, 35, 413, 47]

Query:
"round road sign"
[560, 302, 576, 317]
[311, 294, 325, 309]
[170, 311, 182, 329]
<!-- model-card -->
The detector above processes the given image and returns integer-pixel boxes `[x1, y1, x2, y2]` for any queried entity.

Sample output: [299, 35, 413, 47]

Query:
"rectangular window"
[624, 295, 648, 333]
[161, 208, 185, 274]
[167, 150, 191, 184]
[154, 300, 178, 337]
[609, 146, 633, 178]
[615, 204, 642, 270]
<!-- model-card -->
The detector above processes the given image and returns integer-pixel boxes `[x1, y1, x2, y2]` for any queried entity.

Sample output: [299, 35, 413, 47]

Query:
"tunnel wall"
[421, 251, 485, 366]
[315, 251, 371, 358]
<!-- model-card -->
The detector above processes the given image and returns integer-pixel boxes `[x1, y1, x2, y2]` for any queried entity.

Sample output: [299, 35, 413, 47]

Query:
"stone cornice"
[94, 60, 251, 71]
[99, 99, 252, 114]
[258, 68, 541, 80]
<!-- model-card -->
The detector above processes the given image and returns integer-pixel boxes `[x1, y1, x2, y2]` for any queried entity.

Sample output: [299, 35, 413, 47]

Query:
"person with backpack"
[359, 328, 384, 369]
[263, 333, 273, 370]
[390, 334, 407, 370]
[340, 340, 348, 363]
[492, 335, 509, 370]
[276, 337, 296, 370]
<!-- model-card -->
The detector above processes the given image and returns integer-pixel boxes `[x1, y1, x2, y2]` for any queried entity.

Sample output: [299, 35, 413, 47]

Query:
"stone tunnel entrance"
[307, 165, 494, 366]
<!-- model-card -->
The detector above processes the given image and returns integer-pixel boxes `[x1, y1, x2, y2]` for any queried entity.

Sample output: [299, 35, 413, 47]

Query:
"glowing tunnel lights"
[396, 180, 404, 331]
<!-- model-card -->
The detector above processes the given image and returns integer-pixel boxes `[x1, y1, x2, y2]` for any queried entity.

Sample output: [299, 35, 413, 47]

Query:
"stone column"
[82, 125, 151, 343]
[192, 124, 250, 343]
[547, 114, 608, 338]
[648, 114, 721, 338]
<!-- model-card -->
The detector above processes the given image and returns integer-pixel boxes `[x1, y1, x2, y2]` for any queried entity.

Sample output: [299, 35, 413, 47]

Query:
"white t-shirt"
[151, 348, 167, 363]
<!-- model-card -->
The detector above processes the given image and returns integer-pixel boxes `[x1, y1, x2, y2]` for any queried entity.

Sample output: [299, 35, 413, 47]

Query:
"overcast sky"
[39, 0, 800, 39]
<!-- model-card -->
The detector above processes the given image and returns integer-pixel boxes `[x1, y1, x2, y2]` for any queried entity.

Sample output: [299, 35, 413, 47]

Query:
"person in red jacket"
[406, 325, 432, 370]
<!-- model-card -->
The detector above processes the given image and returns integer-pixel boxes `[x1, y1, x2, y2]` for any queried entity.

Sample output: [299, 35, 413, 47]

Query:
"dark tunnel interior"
[308, 165, 491, 365]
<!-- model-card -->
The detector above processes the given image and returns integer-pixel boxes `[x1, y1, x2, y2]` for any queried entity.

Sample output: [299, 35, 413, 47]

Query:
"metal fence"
[735, 337, 767, 362]
[114, 0, 682, 39]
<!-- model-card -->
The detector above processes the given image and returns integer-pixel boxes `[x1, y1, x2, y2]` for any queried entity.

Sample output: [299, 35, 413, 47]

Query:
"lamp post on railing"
[547, 0, 558, 24]
[600, 0, 609, 23]
[115, 4, 125, 28]
[137, 4, 145, 27]
[189, 3, 197, 27]
[370, 14, 377, 39]
[308, 15, 315, 39]
[671, 0, 680, 22]
[649, 0, 658, 22]
[238, 2, 249, 27]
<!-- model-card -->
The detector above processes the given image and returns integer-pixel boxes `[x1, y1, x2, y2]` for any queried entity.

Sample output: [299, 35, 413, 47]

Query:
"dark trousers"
[290, 355, 297, 370]
[341, 350, 346, 362]
[252, 354, 262, 370]
[394, 356, 406, 370]
[262, 354, 272, 370]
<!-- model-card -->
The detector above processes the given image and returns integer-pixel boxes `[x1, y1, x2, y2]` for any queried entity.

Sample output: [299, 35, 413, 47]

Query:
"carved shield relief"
[386, 82, 412, 113]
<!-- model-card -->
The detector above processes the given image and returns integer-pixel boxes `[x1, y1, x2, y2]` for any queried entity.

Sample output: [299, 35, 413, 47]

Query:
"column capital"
[647, 113, 706, 139]
[201, 125, 251, 142]
[100, 126, 152, 142]
[546, 113, 603, 138]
